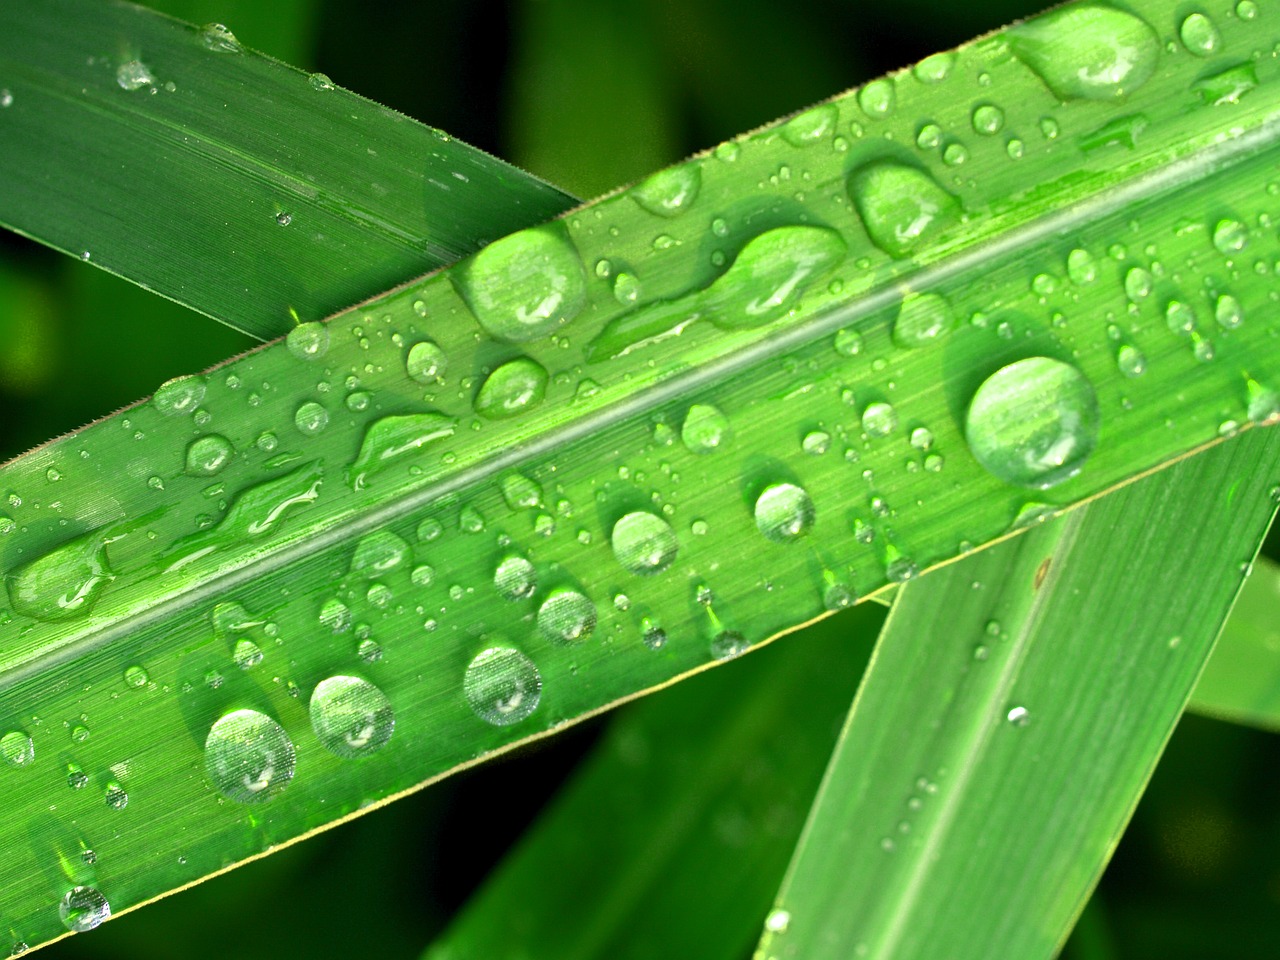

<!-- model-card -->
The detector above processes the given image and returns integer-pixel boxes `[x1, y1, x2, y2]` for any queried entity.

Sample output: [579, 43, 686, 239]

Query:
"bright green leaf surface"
[0, 0, 574, 341]
[755, 428, 1280, 960]
[424, 604, 882, 960]
[1189, 555, 1280, 731]
[4, 0, 1280, 951]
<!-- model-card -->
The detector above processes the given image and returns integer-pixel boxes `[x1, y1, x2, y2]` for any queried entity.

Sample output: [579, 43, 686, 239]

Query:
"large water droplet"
[475, 357, 548, 419]
[0, 730, 34, 767]
[537, 589, 597, 643]
[848, 162, 959, 259]
[630, 163, 701, 217]
[703, 227, 846, 328]
[1179, 12, 1220, 56]
[1007, 4, 1159, 100]
[309, 675, 394, 758]
[965, 357, 1100, 489]
[454, 225, 586, 342]
[893, 292, 953, 347]
[754, 483, 815, 542]
[7, 532, 111, 621]
[349, 413, 456, 488]
[185, 434, 234, 476]
[60, 886, 110, 932]
[494, 555, 537, 600]
[611, 511, 679, 575]
[682, 403, 730, 453]
[406, 340, 448, 383]
[464, 647, 542, 726]
[203, 709, 296, 804]
[153, 375, 206, 417]
[286, 322, 329, 362]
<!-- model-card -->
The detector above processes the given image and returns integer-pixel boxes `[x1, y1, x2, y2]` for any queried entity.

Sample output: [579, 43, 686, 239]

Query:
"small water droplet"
[186, 434, 234, 475]
[500, 473, 542, 510]
[1166, 300, 1196, 335]
[1212, 218, 1248, 254]
[783, 103, 838, 146]
[537, 590, 597, 643]
[124, 665, 149, 688]
[682, 403, 730, 453]
[104, 780, 128, 810]
[710, 630, 749, 660]
[308, 72, 335, 91]
[754, 483, 815, 542]
[612, 272, 642, 305]
[7, 532, 111, 622]
[1066, 248, 1097, 285]
[116, 60, 155, 91]
[464, 647, 542, 725]
[611, 511, 679, 575]
[475, 357, 548, 419]
[1124, 266, 1152, 299]
[857, 78, 896, 118]
[309, 676, 394, 758]
[0, 730, 34, 767]
[1215, 294, 1244, 329]
[965, 357, 1100, 489]
[862, 401, 898, 438]
[204, 709, 296, 803]
[1236, 0, 1258, 20]
[631, 163, 702, 217]
[199, 22, 242, 53]
[971, 103, 1005, 135]
[404, 341, 448, 384]
[914, 52, 955, 83]
[803, 430, 831, 455]
[1116, 343, 1147, 377]
[893, 292, 952, 347]
[1008, 5, 1159, 100]
[0, 89, 13, 108]
[286, 321, 328, 361]
[1006, 705, 1031, 726]
[153, 375, 206, 416]
[1179, 12, 1220, 56]
[60, 886, 110, 932]
[494, 555, 537, 600]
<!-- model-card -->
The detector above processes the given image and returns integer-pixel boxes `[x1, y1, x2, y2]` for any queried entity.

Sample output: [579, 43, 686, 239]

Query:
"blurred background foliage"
[1, 0, 1276, 957]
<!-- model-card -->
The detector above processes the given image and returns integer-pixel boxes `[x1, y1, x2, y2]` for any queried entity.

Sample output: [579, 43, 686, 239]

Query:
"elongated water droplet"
[537, 589, 597, 643]
[612, 511, 679, 575]
[186, 434, 234, 476]
[494, 555, 537, 600]
[893, 292, 952, 347]
[631, 163, 701, 217]
[351, 530, 411, 575]
[406, 341, 447, 383]
[965, 357, 1099, 489]
[682, 403, 730, 453]
[754, 483, 815, 542]
[7, 532, 111, 621]
[1066, 248, 1097, 285]
[455, 225, 586, 342]
[349, 413, 456, 488]
[60, 886, 110, 932]
[783, 103, 839, 146]
[500, 473, 543, 510]
[198, 22, 242, 53]
[1192, 62, 1258, 106]
[1116, 343, 1146, 377]
[1007, 5, 1159, 100]
[1166, 300, 1196, 335]
[309, 676, 394, 758]
[848, 162, 959, 259]
[0, 730, 34, 767]
[1179, 12, 1220, 56]
[286, 322, 329, 361]
[1216, 294, 1243, 329]
[203, 709, 296, 804]
[703, 226, 846, 328]
[464, 647, 542, 725]
[475, 357, 548, 419]
[1124, 266, 1152, 300]
[153, 375, 206, 417]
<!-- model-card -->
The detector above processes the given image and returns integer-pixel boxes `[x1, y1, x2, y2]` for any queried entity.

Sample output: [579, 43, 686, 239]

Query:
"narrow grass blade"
[0, 0, 574, 340]
[5, 0, 1280, 951]
[1188, 555, 1280, 731]
[754, 428, 1280, 960]
[424, 604, 882, 960]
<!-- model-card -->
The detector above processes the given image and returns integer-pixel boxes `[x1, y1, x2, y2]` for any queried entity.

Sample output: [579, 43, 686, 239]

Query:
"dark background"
[2, 1, 1277, 957]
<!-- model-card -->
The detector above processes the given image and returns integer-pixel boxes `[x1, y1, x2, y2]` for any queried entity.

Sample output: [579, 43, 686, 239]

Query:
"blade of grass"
[754, 427, 1280, 960]
[423, 603, 883, 960]
[0, 0, 574, 340]
[1188, 555, 1280, 732]
[5, 0, 1280, 951]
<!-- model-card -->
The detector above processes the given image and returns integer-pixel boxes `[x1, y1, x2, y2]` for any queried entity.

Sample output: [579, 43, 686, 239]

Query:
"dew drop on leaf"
[309, 676, 395, 758]
[203, 709, 296, 804]
[1007, 4, 1158, 101]
[611, 511, 679, 575]
[59, 886, 110, 932]
[754, 483, 815, 542]
[463, 647, 542, 726]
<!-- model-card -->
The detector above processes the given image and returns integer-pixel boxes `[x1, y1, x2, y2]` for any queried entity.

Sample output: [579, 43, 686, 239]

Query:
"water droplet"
[475, 357, 548, 420]
[116, 60, 155, 91]
[351, 530, 411, 575]
[1179, 12, 1220, 56]
[464, 647, 542, 725]
[703, 226, 846, 328]
[1192, 62, 1258, 106]
[848, 161, 959, 259]
[824, 581, 855, 610]
[0, 730, 34, 767]
[682, 403, 730, 453]
[455, 225, 585, 341]
[500, 473, 542, 510]
[857, 78, 896, 118]
[965, 357, 1100, 489]
[971, 103, 1005, 135]
[611, 511, 679, 575]
[783, 103, 839, 146]
[862, 401, 898, 438]
[754, 483, 815, 542]
[286, 322, 329, 361]
[834, 328, 862, 356]
[1124, 266, 1152, 300]
[1066, 248, 1097, 285]
[1166, 300, 1196, 335]
[537, 589, 597, 643]
[153, 375, 206, 416]
[1236, 0, 1258, 20]
[406, 340, 447, 383]
[1116, 343, 1147, 377]
[1247, 378, 1280, 423]
[0, 89, 13, 108]
[1216, 294, 1244, 329]
[710, 630, 749, 660]
[357, 637, 383, 662]
[60, 886, 110, 932]
[1006, 705, 1031, 726]
[914, 52, 955, 84]
[204, 709, 296, 804]
[942, 142, 968, 166]
[309, 676, 395, 758]
[916, 123, 942, 150]
[612, 272, 642, 305]
[1212, 218, 1248, 254]
[199, 22, 242, 53]
[7, 532, 111, 622]
[294, 401, 329, 436]
[232, 638, 264, 669]
[630, 163, 701, 217]
[893, 292, 952, 347]
[1007, 5, 1159, 100]
[104, 780, 128, 810]
[185, 434, 234, 476]
[803, 430, 831, 455]
[274, 211, 292, 227]
[349, 413, 456, 487]
[124, 665, 149, 688]
[308, 72, 335, 91]
[494, 555, 537, 600]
